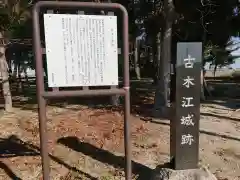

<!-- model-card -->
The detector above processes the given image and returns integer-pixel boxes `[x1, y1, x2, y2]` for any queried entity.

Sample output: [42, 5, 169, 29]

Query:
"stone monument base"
[151, 166, 217, 180]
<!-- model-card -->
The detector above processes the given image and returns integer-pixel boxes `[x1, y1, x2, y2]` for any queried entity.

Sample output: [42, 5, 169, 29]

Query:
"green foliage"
[0, 5, 11, 31]
[0, 0, 32, 37]
[203, 40, 240, 68]
[0, 0, 239, 72]
[129, 0, 240, 67]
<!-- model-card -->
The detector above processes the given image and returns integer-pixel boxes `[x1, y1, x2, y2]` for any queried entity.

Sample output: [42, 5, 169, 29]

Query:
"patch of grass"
[62, 171, 92, 180]
[100, 174, 115, 180]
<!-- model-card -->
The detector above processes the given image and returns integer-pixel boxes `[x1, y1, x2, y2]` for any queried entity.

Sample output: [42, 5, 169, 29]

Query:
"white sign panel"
[43, 14, 118, 87]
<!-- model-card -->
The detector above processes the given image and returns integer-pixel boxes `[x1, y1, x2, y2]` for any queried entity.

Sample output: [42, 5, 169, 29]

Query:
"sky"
[229, 36, 240, 56]
[205, 36, 240, 70]
[229, 36, 240, 69]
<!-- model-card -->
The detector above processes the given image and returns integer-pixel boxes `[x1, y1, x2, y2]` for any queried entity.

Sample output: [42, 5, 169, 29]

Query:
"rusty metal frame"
[32, 1, 131, 180]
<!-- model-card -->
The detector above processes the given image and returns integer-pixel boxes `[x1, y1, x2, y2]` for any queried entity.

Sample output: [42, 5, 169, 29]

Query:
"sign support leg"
[38, 97, 50, 180]
[124, 88, 131, 180]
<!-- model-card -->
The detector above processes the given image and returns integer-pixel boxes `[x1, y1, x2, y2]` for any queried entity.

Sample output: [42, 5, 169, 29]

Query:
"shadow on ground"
[201, 112, 240, 122]
[0, 161, 22, 180]
[0, 135, 39, 158]
[0, 135, 97, 180]
[141, 118, 240, 142]
[57, 136, 171, 180]
[203, 98, 240, 111]
[0, 135, 171, 180]
[205, 79, 240, 110]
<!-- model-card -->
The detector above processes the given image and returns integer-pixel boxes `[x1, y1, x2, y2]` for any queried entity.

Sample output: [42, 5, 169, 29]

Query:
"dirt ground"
[0, 103, 239, 180]
[0, 80, 240, 180]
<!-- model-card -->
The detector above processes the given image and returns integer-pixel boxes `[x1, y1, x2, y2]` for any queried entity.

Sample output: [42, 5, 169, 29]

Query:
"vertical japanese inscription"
[62, 17, 68, 84]
[174, 42, 202, 170]
[43, 14, 118, 87]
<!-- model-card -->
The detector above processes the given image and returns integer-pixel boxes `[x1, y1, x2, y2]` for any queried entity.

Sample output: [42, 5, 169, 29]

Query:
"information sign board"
[43, 14, 118, 87]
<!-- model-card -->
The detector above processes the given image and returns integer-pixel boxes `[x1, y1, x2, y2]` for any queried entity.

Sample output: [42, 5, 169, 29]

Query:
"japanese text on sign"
[181, 97, 194, 107]
[181, 114, 194, 126]
[180, 54, 196, 146]
[44, 14, 118, 87]
[183, 76, 194, 88]
[184, 55, 195, 68]
[181, 134, 194, 145]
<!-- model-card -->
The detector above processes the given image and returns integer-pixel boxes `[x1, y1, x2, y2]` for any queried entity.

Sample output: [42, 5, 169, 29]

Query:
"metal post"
[122, 7, 131, 179]
[33, 6, 50, 180]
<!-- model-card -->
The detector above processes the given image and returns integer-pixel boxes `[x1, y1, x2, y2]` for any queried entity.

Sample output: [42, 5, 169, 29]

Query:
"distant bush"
[231, 70, 240, 79]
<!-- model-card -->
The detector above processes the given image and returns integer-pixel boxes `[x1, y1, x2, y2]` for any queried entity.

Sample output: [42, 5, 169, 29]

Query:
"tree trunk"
[17, 62, 23, 93]
[13, 62, 17, 78]
[200, 69, 205, 100]
[149, 41, 157, 84]
[0, 32, 13, 112]
[153, 0, 174, 117]
[200, 69, 211, 100]
[161, 0, 174, 108]
[156, 32, 161, 81]
[153, 32, 165, 117]
[134, 40, 141, 80]
[23, 65, 29, 89]
[201, 30, 208, 100]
